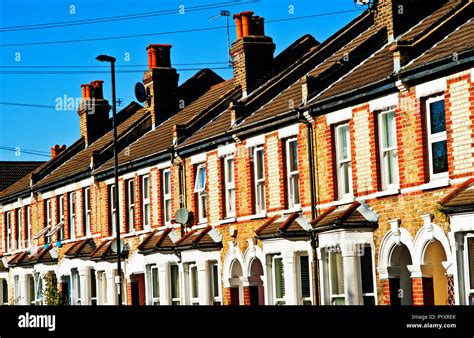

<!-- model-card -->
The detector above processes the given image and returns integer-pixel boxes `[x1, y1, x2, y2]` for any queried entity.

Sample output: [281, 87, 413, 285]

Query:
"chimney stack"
[231, 11, 275, 97]
[50, 144, 66, 159]
[143, 44, 179, 127]
[78, 80, 110, 146]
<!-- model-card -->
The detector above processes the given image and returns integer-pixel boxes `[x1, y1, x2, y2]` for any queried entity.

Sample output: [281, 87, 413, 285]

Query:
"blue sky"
[0, 0, 362, 161]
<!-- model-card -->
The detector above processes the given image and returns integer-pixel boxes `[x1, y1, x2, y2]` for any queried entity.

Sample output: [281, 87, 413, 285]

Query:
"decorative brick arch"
[243, 240, 265, 278]
[223, 244, 245, 286]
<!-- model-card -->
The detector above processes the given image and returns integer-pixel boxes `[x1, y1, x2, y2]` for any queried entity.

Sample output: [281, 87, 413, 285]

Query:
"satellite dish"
[134, 82, 147, 103]
[111, 239, 124, 254]
[175, 208, 189, 225]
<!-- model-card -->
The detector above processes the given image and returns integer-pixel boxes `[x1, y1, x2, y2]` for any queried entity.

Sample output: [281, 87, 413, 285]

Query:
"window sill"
[420, 178, 449, 191]
[374, 188, 400, 198]
[334, 197, 355, 206]
[250, 213, 267, 220]
[282, 207, 302, 215]
[219, 217, 236, 225]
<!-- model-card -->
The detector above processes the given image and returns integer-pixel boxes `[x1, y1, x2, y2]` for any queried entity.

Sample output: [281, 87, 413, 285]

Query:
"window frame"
[335, 123, 353, 200]
[194, 164, 207, 224]
[125, 179, 135, 233]
[253, 146, 266, 215]
[426, 95, 448, 180]
[378, 110, 399, 191]
[71, 268, 81, 305]
[162, 169, 172, 225]
[57, 195, 65, 241]
[109, 185, 117, 236]
[285, 137, 300, 209]
[358, 244, 376, 305]
[5, 212, 11, 252]
[149, 265, 160, 305]
[224, 156, 236, 218]
[209, 261, 221, 305]
[297, 254, 312, 305]
[188, 263, 199, 305]
[169, 264, 180, 305]
[26, 206, 31, 248]
[68, 192, 76, 240]
[272, 255, 286, 305]
[15, 208, 21, 250]
[84, 187, 91, 236]
[328, 248, 345, 305]
[90, 269, 97, 305]
[34, 273, 44, 306]
[45, 199, 52, 243]
[142, 175, 151, 230]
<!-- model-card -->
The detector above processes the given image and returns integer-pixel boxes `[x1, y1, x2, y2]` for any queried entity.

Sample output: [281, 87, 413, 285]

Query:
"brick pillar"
[447, 275, 455, 306]
[223, 287, 231, 305]
[126, 278, 132, 306]
[243, 286, 251, 306]
[381, 279, 391, 305]
[412, 277, 434, 306]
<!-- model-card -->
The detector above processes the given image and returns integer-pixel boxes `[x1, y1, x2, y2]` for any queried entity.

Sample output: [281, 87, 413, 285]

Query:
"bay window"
[272, 256, 285, 305]
[285, 138, 300, 209]
[71, 268, 81, 305]
[126, 179, 135, 233]
[224, 156, 236, 217]
[189, 263, 199, 305]
[359, 245, 376, 305]
[194, 164, 207, 224]
[378, 110, 399, 190]
[142, 175, 150, 229]
[148, 265, 160, 305]
[426, 96, 448, 179]
[298, 255, 312, 305]
[335, 123, 352, 199]
[170, 264, 180, 305]
[329, 249, 345, 305]
[209, 262, 221, 305]
[253, 146, 266, 214]
[90, 269, 97, 305]
[163, 169, 172, 225]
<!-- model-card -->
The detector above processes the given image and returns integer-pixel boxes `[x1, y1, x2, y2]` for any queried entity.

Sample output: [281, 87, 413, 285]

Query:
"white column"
[264, 255, 272, 305]
[19, 275, 28, 305]
[342, 249, 362, 305]
[78, 267, 88, 305]
[106, 270, 115, 305]
[282, 252, 297, 305]
[197, 261, 209, 305]
[317, 248, 328, 305]
[158, 263, 169, 305]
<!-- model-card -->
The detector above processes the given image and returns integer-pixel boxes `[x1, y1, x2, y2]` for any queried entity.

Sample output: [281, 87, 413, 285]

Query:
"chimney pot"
[51, 144, 66, 159]
[233, 14, 243, 39]
[90, 80, 104, 99]
[240, 11, 254, 37]
[146, 44, 172, 69]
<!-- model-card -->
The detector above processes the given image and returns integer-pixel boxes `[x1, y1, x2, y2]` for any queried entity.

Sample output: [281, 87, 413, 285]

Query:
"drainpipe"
[297, 109, 320, 306]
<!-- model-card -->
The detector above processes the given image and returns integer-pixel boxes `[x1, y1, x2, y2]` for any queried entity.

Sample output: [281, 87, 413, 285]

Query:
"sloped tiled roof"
[64, 238, 97, 258]
[0, 161, 45, 192]
[440, 178, 474, 213]
[255, 212, 312, 239]
[311, 202, 377, 231]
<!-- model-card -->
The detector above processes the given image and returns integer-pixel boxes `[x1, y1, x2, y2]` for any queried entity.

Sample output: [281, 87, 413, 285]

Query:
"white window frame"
[188, 263, 199, 305]
[297, 254, 312, 305]
[26, 206, 31, 248]
[285, 138, 300, 209]
[84, 188, 91, 236]
[71, 269, 81, 305]
[68, 192, 76, 240]
[209, 261, 221, 305]
[126, 180, 135, 233]
[142, 175, 150, 230]
[253, 146, 266, 215]
[109, 185, 117, 236]
[163, 169, 172, 225]
[194, 164, 207, 224]
[149, 265, 160, 305]
[90, 269, 97, 305]
[58, 195, 65, 241]
[46, 199, 52, 243]
[272, 255, 286, 305]
[98, 271, 108, 305]
[15, 208, 21, 250]
[28, 275, 35, 305]
[224, 156, 236, 218]
[34, 273, 44, 306]
[5, 212, 11, 252]
[335, 123, 353, 200]
[378, 110, 399, 191]
[426, 95, 448, 180]
[464, 234, 474, 305]
[169, 264, 180, 305]
[14, 275, 20, 305]
[328, 248, 345, 305]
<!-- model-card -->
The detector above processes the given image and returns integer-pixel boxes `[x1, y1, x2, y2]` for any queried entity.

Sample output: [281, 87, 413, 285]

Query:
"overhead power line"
[0, 9, 364, 48]
[0, 1, 258, 33]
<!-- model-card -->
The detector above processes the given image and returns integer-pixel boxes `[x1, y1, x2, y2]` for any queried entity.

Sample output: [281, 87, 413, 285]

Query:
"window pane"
[144, 204, 150, 226]
[289, 140, 298, 172]
[164, 171, 170, 195]
[256, 149, 264, 180]
[191, 266, 199, 298]
[170, 265, 179, 299]
[429, 99, 446, 134]
[152, 268, 159, 298]
[339, 125, 349, 161]
[226, 159, 234, 184]
[360, 246, 374, 294]
[227, 189, 235, 214]
[431, 140, 448, 174]
[143, 177, 149, 199]
[274, 258, 285, 299]
[299, 256, 311, 298]
[128, 180, 134, 205]
[29, 276, 35, 304]
[342, 163, 350, 194]
[165, 200, 172, 223]
[386, 150, 397, 185]
[197, 166, 206, 190]
[212, 264, 219, 298]
[90, 270, 97, 298]
[382, 112, 396, 149]
[2, 280, 8, 303]
[468, 238, 474, 290]
[330, 251, 344, 295]
[290, 174, 300, 205]
[256, 182, 265, 212]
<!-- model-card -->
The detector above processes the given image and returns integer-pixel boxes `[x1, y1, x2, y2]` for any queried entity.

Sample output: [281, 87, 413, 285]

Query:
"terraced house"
[0, 0, 473, 306]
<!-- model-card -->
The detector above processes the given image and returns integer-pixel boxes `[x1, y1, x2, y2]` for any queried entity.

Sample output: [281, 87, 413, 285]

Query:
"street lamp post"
[96, 54, 122, 306]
